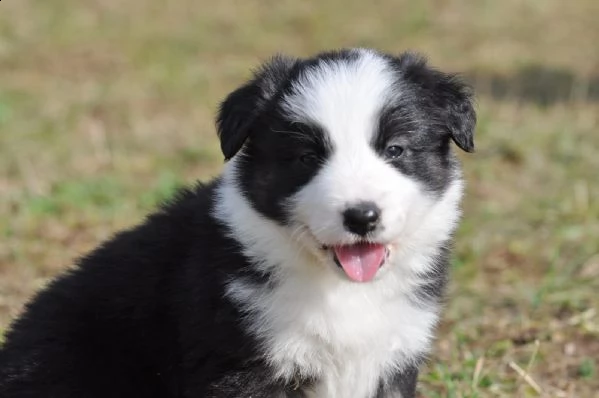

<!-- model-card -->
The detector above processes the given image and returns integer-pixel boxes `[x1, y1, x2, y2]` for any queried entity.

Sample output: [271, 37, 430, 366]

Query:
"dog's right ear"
[216, 55, 298, 160]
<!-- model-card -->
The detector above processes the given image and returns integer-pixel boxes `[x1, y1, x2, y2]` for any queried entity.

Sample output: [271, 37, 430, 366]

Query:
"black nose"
[343, 202, 381, 236]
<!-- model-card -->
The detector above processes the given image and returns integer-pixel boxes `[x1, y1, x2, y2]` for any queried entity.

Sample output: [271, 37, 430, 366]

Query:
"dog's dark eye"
[384, 145, 404, 160]
[299, 152, 319, 166]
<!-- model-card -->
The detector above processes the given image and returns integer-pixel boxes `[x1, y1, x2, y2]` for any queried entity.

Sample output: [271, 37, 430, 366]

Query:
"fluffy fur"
[0, 48, 475, 398]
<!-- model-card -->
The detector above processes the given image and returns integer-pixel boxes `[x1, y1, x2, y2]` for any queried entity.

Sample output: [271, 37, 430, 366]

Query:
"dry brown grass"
[1, 0, 598, 396]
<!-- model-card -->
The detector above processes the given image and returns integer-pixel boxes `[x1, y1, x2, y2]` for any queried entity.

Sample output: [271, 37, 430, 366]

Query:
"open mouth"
[324, 242, 389, 283]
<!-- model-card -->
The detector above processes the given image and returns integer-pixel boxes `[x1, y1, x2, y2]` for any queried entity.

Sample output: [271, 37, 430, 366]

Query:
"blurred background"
[0, 0, 598, 396]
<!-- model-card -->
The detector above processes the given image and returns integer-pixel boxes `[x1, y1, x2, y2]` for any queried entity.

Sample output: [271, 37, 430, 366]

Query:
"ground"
[0, 1, 598, 396]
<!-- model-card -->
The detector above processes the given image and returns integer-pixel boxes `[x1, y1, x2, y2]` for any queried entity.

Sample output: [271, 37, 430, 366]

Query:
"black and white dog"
[0, 49, 475, 397]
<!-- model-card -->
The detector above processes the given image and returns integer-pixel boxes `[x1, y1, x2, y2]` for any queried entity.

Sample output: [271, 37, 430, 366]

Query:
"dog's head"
[216, 49, 475, 283]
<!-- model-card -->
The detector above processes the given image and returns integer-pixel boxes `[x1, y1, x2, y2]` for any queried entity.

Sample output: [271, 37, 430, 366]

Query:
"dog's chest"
[230, 277, 436, 398]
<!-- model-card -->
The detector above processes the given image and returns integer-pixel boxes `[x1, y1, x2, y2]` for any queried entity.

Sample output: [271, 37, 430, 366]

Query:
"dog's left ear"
[434, 72, 476, 153]
[397, 53, 476, 152]
[216, 55, 298, 160]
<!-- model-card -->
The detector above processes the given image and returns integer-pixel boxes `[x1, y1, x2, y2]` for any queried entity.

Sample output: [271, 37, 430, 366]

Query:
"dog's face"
[217, 49, 475, 282]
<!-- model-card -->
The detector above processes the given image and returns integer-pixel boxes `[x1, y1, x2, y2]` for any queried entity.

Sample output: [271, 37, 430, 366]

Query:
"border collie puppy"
[0, 48, 475, 398]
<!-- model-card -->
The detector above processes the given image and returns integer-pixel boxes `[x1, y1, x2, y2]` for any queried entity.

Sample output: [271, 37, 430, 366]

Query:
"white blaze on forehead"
[282, 49, 395, 147]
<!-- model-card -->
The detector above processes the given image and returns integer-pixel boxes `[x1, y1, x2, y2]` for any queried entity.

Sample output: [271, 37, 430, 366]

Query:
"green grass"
[1, 0, 598, 396]
[578, 358, 596, 380]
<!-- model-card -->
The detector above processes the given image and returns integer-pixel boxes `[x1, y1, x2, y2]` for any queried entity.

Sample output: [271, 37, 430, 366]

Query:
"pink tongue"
[333, 243, 386, 282]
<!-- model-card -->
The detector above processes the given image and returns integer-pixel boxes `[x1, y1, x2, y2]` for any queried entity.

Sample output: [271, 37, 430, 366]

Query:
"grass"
[1, 0, 598, 396]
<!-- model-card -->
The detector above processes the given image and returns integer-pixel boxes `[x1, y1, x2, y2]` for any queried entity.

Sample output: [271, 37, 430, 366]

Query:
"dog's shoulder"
[0, 179, 263, 396]
[1, 181, 210, 337]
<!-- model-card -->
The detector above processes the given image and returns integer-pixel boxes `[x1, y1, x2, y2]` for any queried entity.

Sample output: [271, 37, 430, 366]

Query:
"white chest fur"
[227, 267, 438, 398]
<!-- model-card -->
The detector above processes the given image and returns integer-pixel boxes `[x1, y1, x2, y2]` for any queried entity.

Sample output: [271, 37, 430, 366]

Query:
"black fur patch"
[236, 116, 332, 224]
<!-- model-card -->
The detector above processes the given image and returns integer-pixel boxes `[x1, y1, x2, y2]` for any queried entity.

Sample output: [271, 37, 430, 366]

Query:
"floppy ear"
[397, 53, 476, 152]
[434, 72, 476, 153]
[216, 55, 298, 160]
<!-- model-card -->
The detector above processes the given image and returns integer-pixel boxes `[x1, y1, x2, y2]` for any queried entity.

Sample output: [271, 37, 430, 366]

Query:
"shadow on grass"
[465, 64, 599, 106]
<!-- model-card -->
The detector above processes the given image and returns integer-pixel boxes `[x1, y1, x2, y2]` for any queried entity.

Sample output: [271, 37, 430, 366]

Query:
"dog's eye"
[299, 152, 319, 166]
[384, 145, 404, 160]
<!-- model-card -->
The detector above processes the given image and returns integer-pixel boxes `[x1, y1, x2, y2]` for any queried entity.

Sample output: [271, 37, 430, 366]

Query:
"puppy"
[0, 48, 475, 398]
